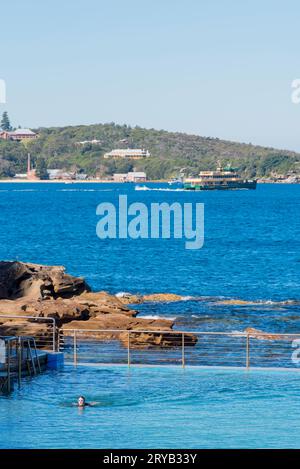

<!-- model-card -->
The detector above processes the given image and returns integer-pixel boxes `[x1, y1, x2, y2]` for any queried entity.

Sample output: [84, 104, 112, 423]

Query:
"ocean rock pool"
[1, 365, 300, 449]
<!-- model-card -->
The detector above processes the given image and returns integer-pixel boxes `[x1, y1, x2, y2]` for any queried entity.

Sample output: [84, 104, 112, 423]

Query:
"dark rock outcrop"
[0, 261, 90, 300]
[0, 261, 197, 349]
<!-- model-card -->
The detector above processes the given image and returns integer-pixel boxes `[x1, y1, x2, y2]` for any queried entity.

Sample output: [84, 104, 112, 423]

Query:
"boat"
[135, 185, 150, 191]
[183, 163, 257, 191]
[167, 177, 184, 188]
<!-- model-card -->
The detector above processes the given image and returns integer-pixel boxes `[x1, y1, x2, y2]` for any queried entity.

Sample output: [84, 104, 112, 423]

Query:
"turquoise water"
[1, 365, 300, 449]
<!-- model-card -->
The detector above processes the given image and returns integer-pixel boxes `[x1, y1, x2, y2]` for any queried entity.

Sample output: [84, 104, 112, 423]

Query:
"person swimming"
[77, 396, 90, 407]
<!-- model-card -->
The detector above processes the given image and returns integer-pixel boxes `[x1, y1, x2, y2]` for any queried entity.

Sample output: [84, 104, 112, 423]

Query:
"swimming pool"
[1, 365, 300, 449]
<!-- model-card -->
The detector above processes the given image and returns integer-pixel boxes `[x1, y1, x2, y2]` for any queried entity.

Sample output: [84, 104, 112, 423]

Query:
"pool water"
[1, 365, 300, 449]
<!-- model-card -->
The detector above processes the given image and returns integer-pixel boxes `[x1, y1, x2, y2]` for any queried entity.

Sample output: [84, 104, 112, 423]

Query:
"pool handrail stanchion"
[7, 340, 11, 393]
[17, 337, 22, 388]
[73, 330, 77, 366]
[246, 333, 250, 369]
[52, 319, 56, 352]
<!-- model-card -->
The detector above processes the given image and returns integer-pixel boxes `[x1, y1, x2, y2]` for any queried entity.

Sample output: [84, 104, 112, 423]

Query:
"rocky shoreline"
[0, 261, 197, 349]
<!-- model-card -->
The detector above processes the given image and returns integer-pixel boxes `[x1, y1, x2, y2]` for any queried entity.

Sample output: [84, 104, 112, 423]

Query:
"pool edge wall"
[46, 352, 64, 370]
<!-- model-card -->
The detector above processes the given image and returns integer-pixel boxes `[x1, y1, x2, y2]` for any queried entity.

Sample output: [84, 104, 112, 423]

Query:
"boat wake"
[135, 186, 185, 192]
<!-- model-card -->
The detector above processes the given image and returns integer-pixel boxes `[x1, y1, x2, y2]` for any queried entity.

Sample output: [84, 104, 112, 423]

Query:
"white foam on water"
[141, 315, 177, 320]
[58, 188, 114, 192]
[115, 292, 132, 298]
[12, 189, 38, 192]
[135, 186, 185, 192]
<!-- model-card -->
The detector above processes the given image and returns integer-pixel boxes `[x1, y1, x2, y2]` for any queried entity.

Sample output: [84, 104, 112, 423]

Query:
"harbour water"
[0, 182, 299, 326]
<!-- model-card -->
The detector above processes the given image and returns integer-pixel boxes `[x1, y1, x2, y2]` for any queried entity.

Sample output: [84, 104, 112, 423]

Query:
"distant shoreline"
[0, 179, 165, 183]
[0, 179, 298, 185]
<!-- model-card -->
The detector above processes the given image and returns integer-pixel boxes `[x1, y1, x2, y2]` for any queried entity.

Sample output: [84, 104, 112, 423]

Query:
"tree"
[36, 158, 49, 180]
[0, 112, 12, 131]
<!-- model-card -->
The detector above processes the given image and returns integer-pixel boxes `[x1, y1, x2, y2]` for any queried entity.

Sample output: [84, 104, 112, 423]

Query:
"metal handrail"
[61, 328, 300, 369]
[62, 328, 300, 337]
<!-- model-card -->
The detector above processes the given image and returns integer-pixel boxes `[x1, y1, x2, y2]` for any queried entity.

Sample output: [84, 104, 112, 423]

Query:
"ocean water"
[0, 182, 299, 300]
[0, 182, 299, 333]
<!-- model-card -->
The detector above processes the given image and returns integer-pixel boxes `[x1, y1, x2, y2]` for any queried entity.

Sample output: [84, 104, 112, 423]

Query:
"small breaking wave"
[116, 291, 300, 307]
[216, 298, 300, 306]
[140, 314, 177, 321]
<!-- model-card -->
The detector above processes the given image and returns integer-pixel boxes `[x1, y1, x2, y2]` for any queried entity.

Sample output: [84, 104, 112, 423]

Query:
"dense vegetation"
[0, 121, 299, 179]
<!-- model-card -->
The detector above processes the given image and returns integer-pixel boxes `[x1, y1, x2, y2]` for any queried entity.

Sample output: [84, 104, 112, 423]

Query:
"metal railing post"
[73, 330, 77, 366]
[182, 333, 185, 368]
[127, 331, 131, 367]
[17, 337, 22, 388]
[246, 333, 250, 369]
[52, 318, 56, 352]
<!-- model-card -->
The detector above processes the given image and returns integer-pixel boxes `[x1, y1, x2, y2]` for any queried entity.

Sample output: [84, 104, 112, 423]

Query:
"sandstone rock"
[119, 330, 198, 349]
[117, 292, 183, 304]
[21, 298, 91, 325]
[0, 261, 198, 350]
[143, 293, 183, 303]
[0, 319, 58, 348]
[78, 291, 136, 317]
[62, 313, 173, 340]
[62, 314, 197, 349]
[116, 292, 144, 304]
[244, 327, 289, 341]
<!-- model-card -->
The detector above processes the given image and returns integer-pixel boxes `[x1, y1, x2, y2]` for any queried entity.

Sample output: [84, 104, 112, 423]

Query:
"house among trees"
[0, 113, 38, 141]
[10, 128, 38, 141]
[113, 171, 147, 182]
[75, 139, 102, 146]
[0, 128, 38, 141]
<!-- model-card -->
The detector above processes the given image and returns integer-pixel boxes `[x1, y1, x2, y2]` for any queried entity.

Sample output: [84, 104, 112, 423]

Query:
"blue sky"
[1, 0, 300, 150]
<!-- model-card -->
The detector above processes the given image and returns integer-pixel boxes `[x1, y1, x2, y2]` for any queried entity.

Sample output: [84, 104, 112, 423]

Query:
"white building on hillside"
[113, 173, 128, 182]
[113, 171, 147, 183]
[104, 148, 150, 159]
[127, 172, 147, 182]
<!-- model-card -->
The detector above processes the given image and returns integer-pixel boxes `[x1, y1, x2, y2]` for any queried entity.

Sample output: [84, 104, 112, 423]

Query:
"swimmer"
[77, 396, 90, 407]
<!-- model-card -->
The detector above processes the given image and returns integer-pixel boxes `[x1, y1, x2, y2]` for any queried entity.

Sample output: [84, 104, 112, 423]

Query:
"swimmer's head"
[78, 396, 86, 407]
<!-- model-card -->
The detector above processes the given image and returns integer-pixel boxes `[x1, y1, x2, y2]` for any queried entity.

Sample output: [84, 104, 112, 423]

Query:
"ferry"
[184, 163, 257, 191]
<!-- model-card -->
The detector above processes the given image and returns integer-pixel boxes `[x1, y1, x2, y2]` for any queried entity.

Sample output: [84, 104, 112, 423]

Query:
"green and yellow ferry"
[184, 164, 257, 191]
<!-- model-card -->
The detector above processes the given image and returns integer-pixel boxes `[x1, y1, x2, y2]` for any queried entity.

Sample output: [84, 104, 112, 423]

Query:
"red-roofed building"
[0, 128, 38, 141]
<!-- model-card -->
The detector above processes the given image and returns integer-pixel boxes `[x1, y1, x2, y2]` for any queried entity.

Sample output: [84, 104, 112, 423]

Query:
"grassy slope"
[0, 122, 299, 179]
